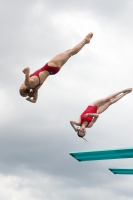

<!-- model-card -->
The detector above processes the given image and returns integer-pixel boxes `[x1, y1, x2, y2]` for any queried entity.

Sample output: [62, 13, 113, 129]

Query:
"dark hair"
[19, 88, 30, 97]
[24, 88, 30, 93]
[77, 130, 89, 143]
[77, 131, 84, 138]
[77, 130, 84, 138]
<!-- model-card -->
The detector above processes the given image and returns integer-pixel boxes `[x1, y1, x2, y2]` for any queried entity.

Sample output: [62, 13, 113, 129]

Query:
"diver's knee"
[65, 49, 75, 56]
[108, 100, 112, 106]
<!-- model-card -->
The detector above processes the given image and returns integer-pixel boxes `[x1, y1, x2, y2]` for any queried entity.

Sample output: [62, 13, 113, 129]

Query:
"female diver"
[70, 88, 132, 138]
[19, 32, 93, 103]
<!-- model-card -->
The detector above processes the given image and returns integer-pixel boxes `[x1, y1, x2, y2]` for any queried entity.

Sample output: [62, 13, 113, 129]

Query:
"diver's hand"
[26, 97, 36, 103]
[23, 67, 30, 75]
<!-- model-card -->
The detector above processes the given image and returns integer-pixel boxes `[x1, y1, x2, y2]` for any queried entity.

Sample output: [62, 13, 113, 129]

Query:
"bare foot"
[123, 88, 132, 93]
[23, 67, 30, 75]
[85, 32, 93, 43]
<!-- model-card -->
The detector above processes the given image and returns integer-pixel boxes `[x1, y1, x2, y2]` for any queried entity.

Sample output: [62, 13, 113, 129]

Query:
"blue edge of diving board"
[69, 147, 133, 162]
[109, 168, 133, 175]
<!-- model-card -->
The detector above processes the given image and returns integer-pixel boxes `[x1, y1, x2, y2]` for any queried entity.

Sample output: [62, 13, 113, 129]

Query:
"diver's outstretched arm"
[87, 117, 99, 128]
[70, 120, 80, 132]
[70, 121, 77, 132]
[84, 113, 99, 118]
[23, 67, 31, 87]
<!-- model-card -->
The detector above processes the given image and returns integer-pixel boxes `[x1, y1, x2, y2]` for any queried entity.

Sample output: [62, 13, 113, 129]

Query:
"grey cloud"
[46, 0, 127, 19]
[1, 0, 133, 199]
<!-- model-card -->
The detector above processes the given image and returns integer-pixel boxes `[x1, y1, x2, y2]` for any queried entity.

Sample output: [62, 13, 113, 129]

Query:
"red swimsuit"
[80, 105, 98, 126]
[30, 63, 60, 88]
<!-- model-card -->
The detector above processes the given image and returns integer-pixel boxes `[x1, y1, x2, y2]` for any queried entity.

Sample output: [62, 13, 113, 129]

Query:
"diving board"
[109, 168, 133, 175]
[69, 147, 133, 162]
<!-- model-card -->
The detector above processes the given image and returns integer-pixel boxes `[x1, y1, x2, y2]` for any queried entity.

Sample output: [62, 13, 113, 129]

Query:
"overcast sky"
[1, 0, 133, 200]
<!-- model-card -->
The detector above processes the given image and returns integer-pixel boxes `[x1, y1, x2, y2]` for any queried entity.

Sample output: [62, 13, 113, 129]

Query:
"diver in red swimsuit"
[70, 88, 132, 138]
[19, 32, 93, 103]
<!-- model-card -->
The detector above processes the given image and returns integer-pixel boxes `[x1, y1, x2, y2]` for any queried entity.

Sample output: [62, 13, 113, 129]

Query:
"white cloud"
[0, 90, 15, 124]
